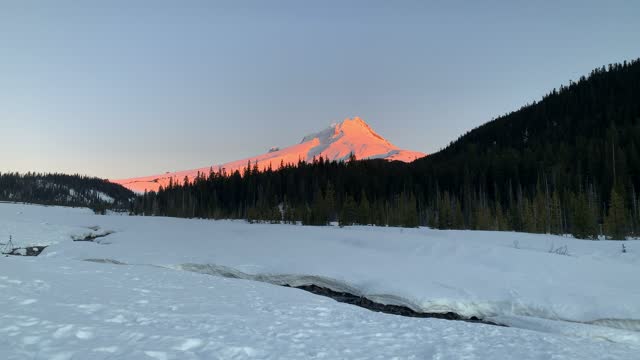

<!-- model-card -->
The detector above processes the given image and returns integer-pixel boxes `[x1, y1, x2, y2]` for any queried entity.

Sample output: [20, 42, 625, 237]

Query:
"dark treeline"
[133, 59, 640, 240]
[0, 172, 133, 212]
[133, 156, 420, 227]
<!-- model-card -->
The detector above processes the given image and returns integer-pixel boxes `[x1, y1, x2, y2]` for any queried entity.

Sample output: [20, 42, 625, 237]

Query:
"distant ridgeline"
[0, 172, 134, 213]
[133, 59, 640, 239]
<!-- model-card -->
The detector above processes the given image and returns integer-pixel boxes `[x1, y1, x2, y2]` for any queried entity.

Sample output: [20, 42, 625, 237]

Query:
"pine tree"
[571, 192, 598, 239]
[549, 191, 563, 235]
[438, 191, 452, 229]
[605, 187, 628, 240]
[310, 187, 329, 225]
[339, 195, 358, 227]
[452, 197, 465, 229]
[325, 182, 337, 222]
[471, 202, 490, 230]
[401, 192, 419, 228]
[533, 190, 547, 233]
[521, 198, 536, 233]
[357, 190, 370, 225]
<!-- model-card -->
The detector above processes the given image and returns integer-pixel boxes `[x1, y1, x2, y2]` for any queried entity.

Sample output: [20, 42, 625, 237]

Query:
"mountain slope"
[412, 59, 640, 204]
[113, 117, 425, 192]
[0, 172, 134, 212]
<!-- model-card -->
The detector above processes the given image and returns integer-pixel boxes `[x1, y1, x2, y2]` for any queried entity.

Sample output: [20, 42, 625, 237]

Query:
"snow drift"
[3, 203, 640, 340]
[2, 203, 640, 358]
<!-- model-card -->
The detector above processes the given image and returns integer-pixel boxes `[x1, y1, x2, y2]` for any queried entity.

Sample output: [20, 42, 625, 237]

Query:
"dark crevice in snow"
[285, 284, 506, 327]
[174, 263, 506, 327]
[84, 258, 128, 265]
[586, 318, 640, 332]
[80, 260, 505, 326]
[3, 246, 48, 257]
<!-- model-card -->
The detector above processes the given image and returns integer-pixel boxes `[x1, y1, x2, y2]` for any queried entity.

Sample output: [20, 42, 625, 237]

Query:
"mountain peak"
[332, 116, 370, 132]
[113, 117, 426, 192]
[332, 117, 392, 146]
[342, 115, 366, 126]
[301, 117, 389, 145]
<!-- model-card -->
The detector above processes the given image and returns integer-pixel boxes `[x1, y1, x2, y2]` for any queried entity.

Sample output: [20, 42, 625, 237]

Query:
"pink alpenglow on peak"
[112, 117, 427, 192]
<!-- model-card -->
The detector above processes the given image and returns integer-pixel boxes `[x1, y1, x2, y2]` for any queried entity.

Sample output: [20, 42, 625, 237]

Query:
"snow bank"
[2, 203, 640, 346]
[0, 257, 637, 359]
[0, 203, 95, 248]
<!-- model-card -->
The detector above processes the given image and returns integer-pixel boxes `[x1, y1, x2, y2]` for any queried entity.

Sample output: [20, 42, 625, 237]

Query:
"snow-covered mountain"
[112, 117, 426, 192]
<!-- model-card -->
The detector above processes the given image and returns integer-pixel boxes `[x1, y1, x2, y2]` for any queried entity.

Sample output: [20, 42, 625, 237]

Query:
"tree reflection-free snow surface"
[0, 203, 639, 359]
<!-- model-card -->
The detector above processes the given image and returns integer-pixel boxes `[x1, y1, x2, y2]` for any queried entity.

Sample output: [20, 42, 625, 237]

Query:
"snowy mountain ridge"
[112, 117, 426, 192]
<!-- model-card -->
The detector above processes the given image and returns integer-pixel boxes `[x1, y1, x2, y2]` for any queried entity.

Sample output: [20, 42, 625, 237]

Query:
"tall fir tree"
[605, 187, 628, 240]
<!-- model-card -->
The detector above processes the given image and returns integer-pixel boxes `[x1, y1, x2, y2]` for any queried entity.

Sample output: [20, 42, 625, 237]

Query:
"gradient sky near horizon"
[1, 0, 639, 179]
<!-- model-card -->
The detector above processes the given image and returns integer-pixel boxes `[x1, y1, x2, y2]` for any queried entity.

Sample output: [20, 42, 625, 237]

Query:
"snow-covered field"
[1, 203, 639, 359]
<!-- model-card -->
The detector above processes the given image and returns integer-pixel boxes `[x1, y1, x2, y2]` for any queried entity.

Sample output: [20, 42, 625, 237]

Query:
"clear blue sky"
[1, 0, 638, 178]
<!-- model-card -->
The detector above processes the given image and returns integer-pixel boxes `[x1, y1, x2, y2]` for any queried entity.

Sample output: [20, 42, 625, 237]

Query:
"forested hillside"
[133, 59, 640, 239]
[412, 59, 640, 239]
[0, 172, 134, 213]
